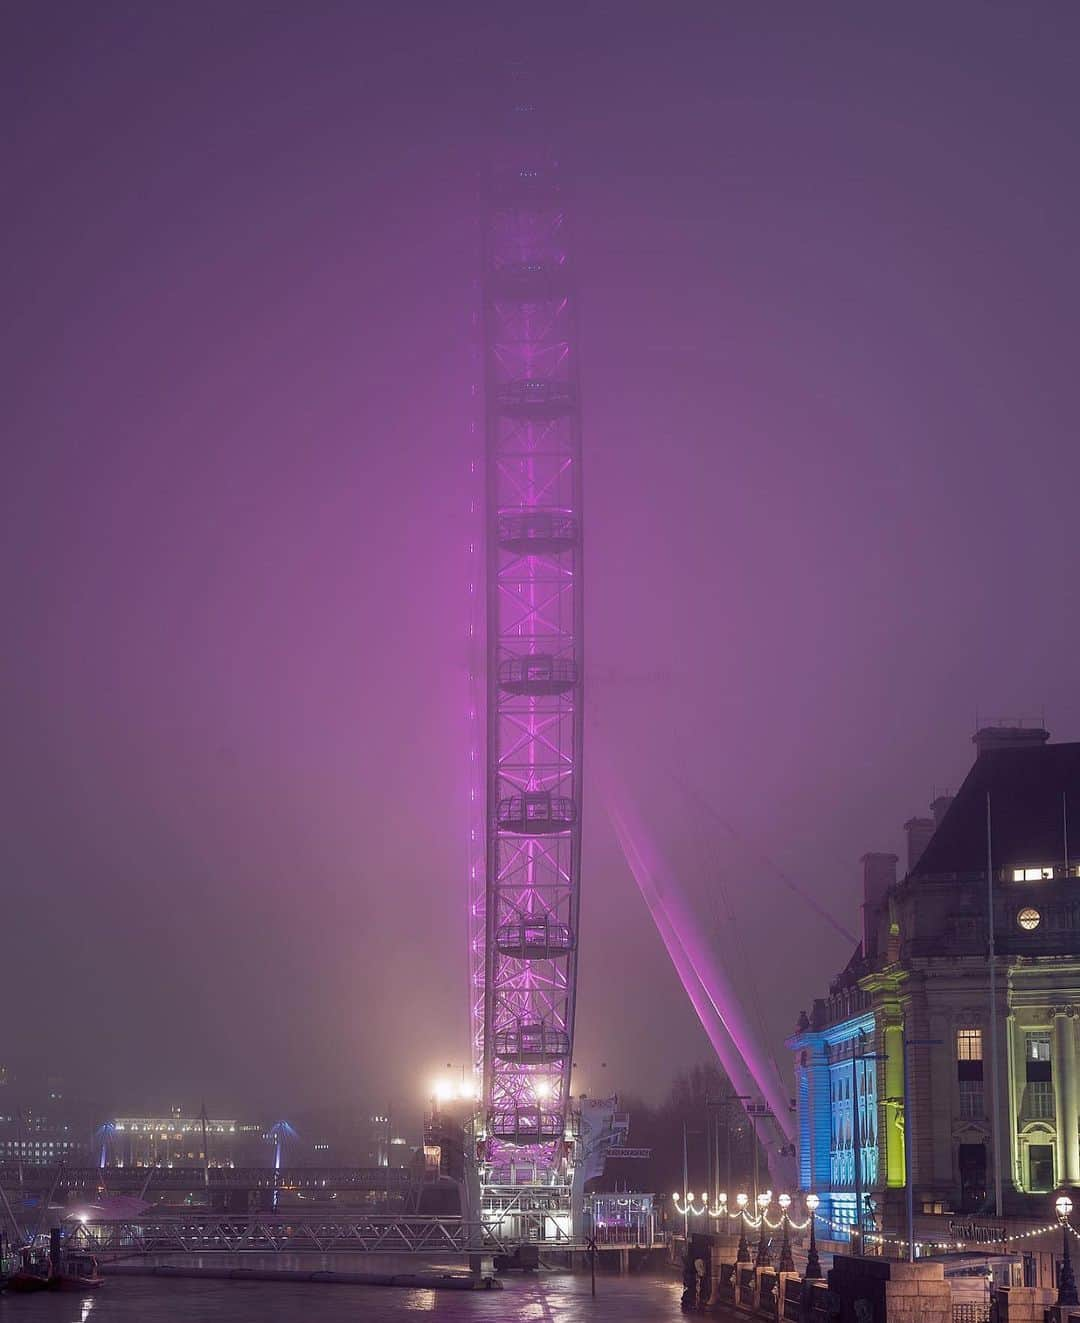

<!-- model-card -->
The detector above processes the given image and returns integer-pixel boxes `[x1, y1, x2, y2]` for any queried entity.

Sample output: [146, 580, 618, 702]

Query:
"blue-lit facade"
[790, 996, 887, 1244]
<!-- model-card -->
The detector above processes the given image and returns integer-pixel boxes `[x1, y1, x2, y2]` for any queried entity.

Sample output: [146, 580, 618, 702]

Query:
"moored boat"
[8, 1246, 52, 1292]
[51, 1252, 104, 1291]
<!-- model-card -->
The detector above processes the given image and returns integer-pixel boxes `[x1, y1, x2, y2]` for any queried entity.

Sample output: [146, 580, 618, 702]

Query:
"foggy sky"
[4, 2, 1079, 1126]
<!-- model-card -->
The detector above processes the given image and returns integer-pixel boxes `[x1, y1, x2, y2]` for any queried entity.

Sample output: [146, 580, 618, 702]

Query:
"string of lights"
[670, 1192, 810, 1230]
[671, 1192, 1068, 1256]
[819, 1212, 1066, 1255]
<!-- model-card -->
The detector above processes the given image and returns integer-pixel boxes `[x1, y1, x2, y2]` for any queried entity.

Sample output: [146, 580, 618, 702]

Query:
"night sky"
[4, 2, 1078, 1123]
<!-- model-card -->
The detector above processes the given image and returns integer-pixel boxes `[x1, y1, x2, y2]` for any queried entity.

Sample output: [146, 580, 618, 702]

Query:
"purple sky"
[4, 2, 1079, 1122]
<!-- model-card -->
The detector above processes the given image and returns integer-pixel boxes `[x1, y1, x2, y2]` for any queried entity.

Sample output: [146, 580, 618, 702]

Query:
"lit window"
[1012, 867, 1055, 882]
[956, 1028, 983, 1061]
[1027, 1033, 1052, 1062]
[1017, 908, 1041, 931]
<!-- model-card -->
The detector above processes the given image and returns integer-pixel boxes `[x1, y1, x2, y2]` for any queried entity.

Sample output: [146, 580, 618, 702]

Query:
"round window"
[1017, 907, 1041, 931]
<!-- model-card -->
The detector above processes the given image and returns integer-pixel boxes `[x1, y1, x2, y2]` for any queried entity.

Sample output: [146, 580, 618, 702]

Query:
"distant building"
[790, 727, 1080, 1256]
[109, 1106, 238, 1167]
[0, 1083, 98, 1167]
[0, 1110, 89, 1166]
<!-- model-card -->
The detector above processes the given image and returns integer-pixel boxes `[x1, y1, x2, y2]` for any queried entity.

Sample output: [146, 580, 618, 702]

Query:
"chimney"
[904, 817, 935, 872]
[861, 852, 898, 961]
[973, 725, 1050, 755]
[930, 794, 954, 826]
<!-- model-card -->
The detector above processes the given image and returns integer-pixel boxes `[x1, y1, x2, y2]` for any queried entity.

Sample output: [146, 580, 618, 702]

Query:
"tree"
[592, 1061, 766, 1202]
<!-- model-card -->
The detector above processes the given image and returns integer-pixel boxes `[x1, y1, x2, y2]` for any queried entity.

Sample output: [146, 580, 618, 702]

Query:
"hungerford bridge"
[13, 96, 800, 1263]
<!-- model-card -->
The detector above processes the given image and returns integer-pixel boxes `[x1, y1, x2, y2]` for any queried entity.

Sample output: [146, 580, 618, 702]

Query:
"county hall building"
[789, 726, 1080, 1264]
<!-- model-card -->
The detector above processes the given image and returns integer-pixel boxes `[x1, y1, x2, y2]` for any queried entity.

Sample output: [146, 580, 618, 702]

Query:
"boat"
[8, 1245, 53, 1292]
[0, 1237, 17, 1291]
[51, 1252, 104, 1291]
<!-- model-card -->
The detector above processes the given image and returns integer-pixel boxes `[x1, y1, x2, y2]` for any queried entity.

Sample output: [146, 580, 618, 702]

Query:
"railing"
[488, 1109, 564, 1142]
[493, 1024, 571, 1063]
[496, 793, 576, 834]
[0, 1165, 415, 1193]
[812, 986, 873, 1030]
[66, 1214, 505, 1257]
[494, 919, 575, 958]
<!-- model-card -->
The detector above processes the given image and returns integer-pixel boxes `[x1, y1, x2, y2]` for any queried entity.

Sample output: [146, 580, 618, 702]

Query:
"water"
[0, 1266, 685, 1321]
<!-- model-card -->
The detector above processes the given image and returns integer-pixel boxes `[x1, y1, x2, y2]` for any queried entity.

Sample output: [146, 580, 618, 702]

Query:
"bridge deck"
[0, 1165, 413, 1193]
[65, 1213, 666, 1258]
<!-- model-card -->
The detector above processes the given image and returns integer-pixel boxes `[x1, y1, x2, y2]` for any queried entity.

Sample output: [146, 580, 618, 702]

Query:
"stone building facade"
[789, 727, 1080, 1247]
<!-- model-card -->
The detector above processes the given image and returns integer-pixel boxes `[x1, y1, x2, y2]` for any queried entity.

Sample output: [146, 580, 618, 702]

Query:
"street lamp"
[755, 1192, 772, 1267]
[805, 1195, 822, 1279]
[777, 1193, 795, 1273]
[1056, 1194, 1078, 1307]
[736, 1193, 751, 1263]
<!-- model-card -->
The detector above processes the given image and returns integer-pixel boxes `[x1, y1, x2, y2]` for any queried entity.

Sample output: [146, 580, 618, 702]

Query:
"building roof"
[912, 741, 1080, 877]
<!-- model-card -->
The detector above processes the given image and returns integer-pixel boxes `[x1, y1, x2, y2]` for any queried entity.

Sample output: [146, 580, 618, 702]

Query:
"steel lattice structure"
[473, 105, 584, 1201]
[66, 1214, 509, 1257]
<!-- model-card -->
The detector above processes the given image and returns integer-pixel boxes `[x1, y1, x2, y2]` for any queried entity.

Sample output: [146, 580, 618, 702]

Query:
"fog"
[3, 2, 1078, 1125]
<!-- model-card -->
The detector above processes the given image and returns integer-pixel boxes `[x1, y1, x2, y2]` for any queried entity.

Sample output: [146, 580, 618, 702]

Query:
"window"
[1026, 1033, 1053, 1091]
[1012, 867, 1055, 882]
[1024, 1080, 1054, 1119]
[956, 1028, 983, 1061]
[958, 1079, 984, 1118]
[1017, 908, 1042, 931]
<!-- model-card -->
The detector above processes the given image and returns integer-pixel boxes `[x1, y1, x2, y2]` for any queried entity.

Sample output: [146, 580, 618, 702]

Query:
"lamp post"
[1056, 1194, 1078, 1307]
[707, 1091, 751, 1209]
[755, 1192, 772, 1267]
[682, 1123, 689, 1239]
[736, 1192, 751, 1263]
[805, 1194, 822, 1280]
[778, 1193, 795, 1273]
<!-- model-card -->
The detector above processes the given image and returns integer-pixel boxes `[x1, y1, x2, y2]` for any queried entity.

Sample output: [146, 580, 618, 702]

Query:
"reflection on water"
[0, 1267, 682, 1321]
[399, 1288, 437, 1312]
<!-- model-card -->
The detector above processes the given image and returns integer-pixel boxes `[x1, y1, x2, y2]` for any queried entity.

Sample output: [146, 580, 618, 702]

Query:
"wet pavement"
[0, 1266, 690, 1321]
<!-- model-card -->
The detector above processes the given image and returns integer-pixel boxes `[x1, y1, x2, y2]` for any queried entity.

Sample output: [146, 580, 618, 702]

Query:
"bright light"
[778, 1193, 791, 1210]
[1057, 1195, 1074, 1218]
[736, 1192, 748, 1208]
[700, 1193, 708, 1202]
[806, 1194, 820, 1211]
[672, 1191, 680, 1199]
[456, 1079, 481, 1101]
[535, 1080, 552, 1100]
[432, 1080, 453, 1103]
[757, 1193, 770, 1210]
[718, 1192, 727, 1204]
[77, 1214, 88, 1224]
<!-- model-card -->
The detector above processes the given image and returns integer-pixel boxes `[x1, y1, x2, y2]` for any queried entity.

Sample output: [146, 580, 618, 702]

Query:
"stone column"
[1010, 1018, 1027, 1191]
[883, 1021, 905, 1189]
[1065, 1010, 1080, 1185]
[928, 1012, 952, 1186]
[1054, 1012, 1070, 1183]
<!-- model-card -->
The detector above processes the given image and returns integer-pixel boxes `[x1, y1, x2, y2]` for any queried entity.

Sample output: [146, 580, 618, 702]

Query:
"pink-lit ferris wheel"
[470, 103, 584, 1199]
